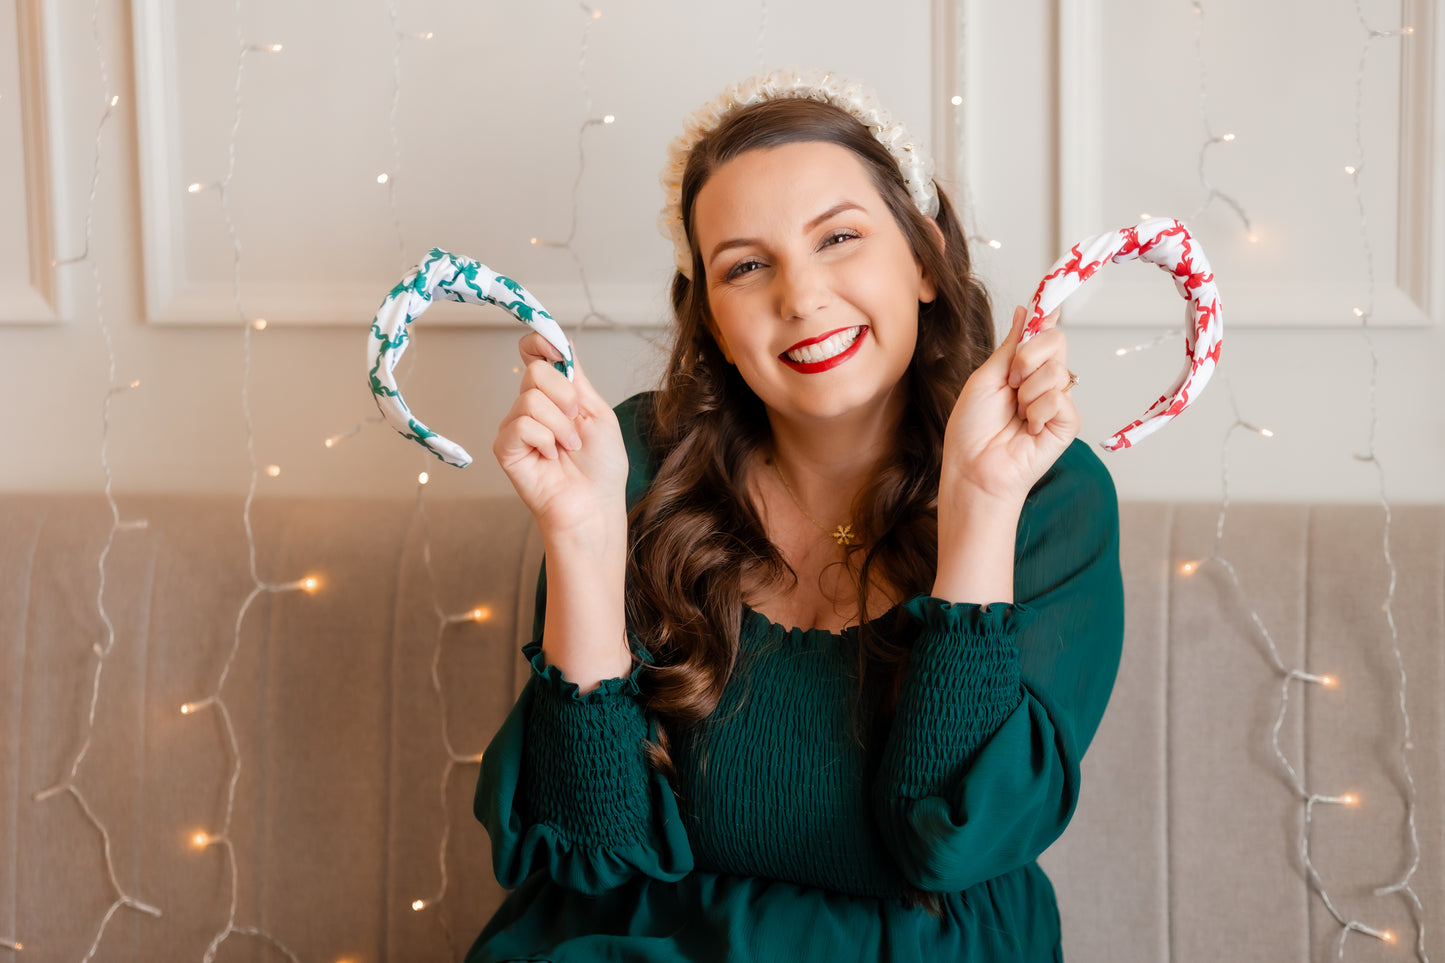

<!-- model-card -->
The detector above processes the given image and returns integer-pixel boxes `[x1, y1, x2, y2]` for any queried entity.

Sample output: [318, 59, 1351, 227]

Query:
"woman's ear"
[918, 218, 945, 304]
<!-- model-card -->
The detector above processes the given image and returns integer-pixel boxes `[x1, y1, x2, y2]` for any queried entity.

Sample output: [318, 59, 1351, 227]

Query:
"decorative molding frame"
[2, 0, 71, 324]
[128, 0, 671, 329]
[1056, 0, 1441, 328]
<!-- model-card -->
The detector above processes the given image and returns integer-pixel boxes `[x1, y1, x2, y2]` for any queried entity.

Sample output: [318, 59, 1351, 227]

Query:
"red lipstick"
[778, 326, 868, 373]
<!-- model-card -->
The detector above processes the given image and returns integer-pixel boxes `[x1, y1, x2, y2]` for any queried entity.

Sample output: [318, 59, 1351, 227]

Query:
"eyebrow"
[707, 201, 866, 267]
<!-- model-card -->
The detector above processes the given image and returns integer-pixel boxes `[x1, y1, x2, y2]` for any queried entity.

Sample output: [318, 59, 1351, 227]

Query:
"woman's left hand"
[941, 304, 1081, 507]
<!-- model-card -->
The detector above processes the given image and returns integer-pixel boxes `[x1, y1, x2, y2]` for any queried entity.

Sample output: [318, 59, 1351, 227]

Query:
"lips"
[779, 326, 867, 373]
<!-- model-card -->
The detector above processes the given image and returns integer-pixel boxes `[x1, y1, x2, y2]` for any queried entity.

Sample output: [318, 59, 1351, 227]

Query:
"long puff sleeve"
[473, 393, 693, 895]
[870, 438, 1125, 892]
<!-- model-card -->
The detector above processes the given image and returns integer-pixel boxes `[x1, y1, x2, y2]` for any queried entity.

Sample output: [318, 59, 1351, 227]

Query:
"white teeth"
[786, 326, 863, 364]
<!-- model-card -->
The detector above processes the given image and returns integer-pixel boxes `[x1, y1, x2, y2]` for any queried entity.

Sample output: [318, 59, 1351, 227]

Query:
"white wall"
[3, 0, 1441, 504]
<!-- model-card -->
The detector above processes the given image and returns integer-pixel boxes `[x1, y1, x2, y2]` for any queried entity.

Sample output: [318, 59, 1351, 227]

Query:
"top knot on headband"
[658, 68, 939, 281]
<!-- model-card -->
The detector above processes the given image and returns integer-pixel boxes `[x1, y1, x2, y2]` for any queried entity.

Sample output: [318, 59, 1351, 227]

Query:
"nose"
[775, 256, 830, 321]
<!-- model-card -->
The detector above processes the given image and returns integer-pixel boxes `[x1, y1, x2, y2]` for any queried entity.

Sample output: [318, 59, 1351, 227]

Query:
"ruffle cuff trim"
[900, 594, 1040, 637]
[523, 632, 655, 705]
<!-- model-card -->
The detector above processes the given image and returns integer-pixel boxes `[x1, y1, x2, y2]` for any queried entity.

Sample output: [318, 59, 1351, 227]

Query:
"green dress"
[467, 392, 1125, 962]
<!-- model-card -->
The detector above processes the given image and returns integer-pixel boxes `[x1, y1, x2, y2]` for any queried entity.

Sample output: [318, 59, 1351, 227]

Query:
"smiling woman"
[474, 68, 1122, 963]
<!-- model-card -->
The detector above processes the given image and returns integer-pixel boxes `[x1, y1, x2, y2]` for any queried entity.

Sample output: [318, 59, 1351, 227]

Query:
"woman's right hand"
[492, 332, 628, 541]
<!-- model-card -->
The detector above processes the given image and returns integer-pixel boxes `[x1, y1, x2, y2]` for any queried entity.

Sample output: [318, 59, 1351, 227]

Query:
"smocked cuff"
[521, 634, 657, 849]
[885, 595, 1036, 799]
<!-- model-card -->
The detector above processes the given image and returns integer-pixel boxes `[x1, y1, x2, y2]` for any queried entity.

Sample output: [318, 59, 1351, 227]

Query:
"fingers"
[499, 333, 585, 463]
[1007, 313, 1065, 390]
[1019, 385, 1078, 436]
[1015, 357, 1080, 435]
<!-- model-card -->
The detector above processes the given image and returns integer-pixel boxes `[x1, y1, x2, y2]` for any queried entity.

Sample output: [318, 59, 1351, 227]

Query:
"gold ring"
[1062, 369, 1079, 394]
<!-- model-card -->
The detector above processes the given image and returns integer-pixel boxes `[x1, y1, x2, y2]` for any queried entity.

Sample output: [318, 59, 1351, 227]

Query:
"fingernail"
[568, 433, 582, 451]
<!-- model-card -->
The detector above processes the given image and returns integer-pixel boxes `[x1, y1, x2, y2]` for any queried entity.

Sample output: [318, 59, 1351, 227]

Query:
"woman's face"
[691, 140, 935, 428]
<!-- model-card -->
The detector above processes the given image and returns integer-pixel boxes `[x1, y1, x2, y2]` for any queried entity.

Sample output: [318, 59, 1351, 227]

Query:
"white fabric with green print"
[368, 248, 573, 468]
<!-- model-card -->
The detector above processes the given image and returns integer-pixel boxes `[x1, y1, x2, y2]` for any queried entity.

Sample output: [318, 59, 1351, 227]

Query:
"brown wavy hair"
[625, 97, 996, 914]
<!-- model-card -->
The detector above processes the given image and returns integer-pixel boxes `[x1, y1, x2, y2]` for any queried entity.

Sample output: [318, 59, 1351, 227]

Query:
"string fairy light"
[177, 4, 313, 960]
[1117, 0, 1252, 361]
[322, 0, 429, 455]
[402, 478, 491, 957]
[1184, 2, 1252, 236]
[1169, 4, 1428, 953]
[28, 0, 163, 957]
[370, 2, 474, 950]
[1336, 3, 1429, 956]
[526, 2, 622, 330]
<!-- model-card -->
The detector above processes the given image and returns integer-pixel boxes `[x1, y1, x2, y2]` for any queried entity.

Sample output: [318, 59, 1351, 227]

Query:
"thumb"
[980, 305, 1026, 379]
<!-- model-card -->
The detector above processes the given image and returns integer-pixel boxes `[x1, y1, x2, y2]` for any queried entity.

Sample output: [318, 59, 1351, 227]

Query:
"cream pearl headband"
[658, 68, 940, 281]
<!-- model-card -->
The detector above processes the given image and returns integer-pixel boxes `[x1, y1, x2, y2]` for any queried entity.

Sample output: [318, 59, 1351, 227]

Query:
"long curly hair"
[625, 97, 997, 914]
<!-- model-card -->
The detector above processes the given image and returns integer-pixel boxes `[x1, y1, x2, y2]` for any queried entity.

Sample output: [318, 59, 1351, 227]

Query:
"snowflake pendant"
[831, 524, 858, 546]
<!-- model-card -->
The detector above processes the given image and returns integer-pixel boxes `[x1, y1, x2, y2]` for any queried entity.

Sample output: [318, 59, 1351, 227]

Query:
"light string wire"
[1174, 3, 1427, 957]
[178, 5, 309, 962]
[528, 2, 620, 333]
[406, 480, 491, 955]
[1183, 2, 1252, 235]
[382, 0, 486, 951]
[27, 0, 159, 957]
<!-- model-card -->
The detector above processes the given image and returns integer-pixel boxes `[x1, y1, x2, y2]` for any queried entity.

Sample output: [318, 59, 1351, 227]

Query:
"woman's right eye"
[726, 259, 763, 281]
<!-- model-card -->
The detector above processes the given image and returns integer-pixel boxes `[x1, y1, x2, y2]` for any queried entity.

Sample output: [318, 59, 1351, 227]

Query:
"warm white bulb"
[302, 576, 320, 593]
[188, 183, 203, 193]
[1344, 165, 1356, 175]
[181, 703, 194, 714]
[324, 437, 338, 448]
[1221, 132, 1235, 142]
[1382, 931, 1397, 944]
[529, 237, 540, 245]
[190, 831, 210, 849]
[129, 379, 141, 389]
[1247, 232, 1260, 244]
[471, 606, 492, 622]
[950, 95, 963, 106]
[1178, 561, 1198, 576]
[987, 239, 1002, 250]
[1115, 348, 1129, 357]
[253, 318, 267, 330]
[1140, 212, 1151, 220]
[1258, 427, 1274, 438]
[1342, 793, 1358, 807]
[265, 465, 281, 478]
[422, 31, 435, 39]
[411, 899, 427, 911]
[377, 173, 390, 184]
[1320, 675, 1336, 688]
[1401, 26, 1414, 35]
[1352, 307, 1364, 317]
[110, 95, 120, 107]
[268, 43, 283, 52]
[418, 471, 430, 485]
[603, 114, 615, 124]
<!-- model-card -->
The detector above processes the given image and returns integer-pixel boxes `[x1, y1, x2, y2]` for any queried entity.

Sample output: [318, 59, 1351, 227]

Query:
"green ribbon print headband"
[368, 248, 574, 468]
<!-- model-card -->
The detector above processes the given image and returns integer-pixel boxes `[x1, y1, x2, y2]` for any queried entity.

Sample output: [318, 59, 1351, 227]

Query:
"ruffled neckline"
[740, 599, 907, 641]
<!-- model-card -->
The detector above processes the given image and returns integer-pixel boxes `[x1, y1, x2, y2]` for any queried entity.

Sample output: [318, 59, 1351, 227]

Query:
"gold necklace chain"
[768, 457, 859, 547]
